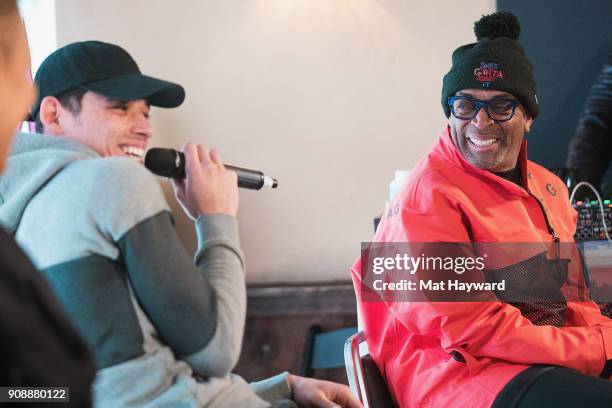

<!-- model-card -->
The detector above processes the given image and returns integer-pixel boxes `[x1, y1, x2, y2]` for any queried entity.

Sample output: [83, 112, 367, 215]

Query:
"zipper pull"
[552, 232, 560, 258]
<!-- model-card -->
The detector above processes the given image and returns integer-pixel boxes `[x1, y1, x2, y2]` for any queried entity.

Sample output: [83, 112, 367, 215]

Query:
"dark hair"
[35, 88, 87, 133]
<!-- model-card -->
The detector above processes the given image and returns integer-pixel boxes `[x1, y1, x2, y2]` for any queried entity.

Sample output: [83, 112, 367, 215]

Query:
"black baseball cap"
[30, 40, 185, 120]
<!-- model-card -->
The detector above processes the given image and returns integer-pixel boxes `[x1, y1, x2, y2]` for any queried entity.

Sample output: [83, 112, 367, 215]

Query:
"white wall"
[54, 0, 495, 283]
[20, 0, 56, 73]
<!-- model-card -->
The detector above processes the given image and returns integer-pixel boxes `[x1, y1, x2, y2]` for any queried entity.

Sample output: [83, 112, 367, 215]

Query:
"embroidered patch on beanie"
[474, 62, 504, 87]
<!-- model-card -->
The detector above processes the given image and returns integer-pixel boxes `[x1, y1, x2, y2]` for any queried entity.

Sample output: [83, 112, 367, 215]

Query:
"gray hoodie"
[0, 133, 292, 407]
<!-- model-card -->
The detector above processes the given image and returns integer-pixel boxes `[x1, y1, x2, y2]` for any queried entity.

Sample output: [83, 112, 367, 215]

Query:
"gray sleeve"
[118, 212, 246, 378]
[118, 211, 219, 358]
[181, 213, 247, 378]
[92, 160, 245, 378]
[249, 372, 293, 404]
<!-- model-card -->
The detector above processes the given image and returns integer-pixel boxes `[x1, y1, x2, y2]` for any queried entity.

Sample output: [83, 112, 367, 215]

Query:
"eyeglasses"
[448, 96, 520, 122]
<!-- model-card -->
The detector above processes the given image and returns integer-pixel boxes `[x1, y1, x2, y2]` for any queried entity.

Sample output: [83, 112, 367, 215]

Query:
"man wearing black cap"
[0, 41, 360, 408]
[353, 12, 612, 407]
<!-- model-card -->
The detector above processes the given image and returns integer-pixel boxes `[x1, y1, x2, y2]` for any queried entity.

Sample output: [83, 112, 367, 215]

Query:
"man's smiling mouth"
[467, 136, 497, 147]
[120, 145, 145, 159]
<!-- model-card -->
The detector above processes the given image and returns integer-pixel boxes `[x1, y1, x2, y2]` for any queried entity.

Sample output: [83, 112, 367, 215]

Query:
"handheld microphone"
[144, 148, 278, 190]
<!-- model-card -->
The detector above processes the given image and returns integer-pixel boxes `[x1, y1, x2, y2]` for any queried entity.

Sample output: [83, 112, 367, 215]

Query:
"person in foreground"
[352, 12, 612, 408]
[0, 0, 95, 405]
[0, 39, 360, 408]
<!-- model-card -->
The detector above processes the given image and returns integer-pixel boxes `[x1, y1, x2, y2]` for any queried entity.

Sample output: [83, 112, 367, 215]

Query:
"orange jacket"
[352, 127, 612, 408]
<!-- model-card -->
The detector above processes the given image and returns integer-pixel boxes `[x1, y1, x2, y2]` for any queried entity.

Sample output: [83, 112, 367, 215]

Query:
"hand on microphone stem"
[171, 143, 239, 219]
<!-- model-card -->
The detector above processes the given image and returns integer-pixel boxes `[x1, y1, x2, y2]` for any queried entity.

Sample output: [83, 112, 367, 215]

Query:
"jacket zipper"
[528, 191, 560, 257]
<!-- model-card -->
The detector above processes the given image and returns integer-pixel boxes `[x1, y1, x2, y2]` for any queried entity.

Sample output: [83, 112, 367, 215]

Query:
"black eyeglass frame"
[447, 95, 521, 123]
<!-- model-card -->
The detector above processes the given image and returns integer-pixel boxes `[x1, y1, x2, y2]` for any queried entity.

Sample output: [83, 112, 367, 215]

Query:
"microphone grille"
[144, 148, 181, 178]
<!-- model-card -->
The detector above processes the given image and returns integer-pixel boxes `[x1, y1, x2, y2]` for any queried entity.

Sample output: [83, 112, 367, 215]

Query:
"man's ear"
[39, 96, 64, 135]
[524, 116, 533, 133]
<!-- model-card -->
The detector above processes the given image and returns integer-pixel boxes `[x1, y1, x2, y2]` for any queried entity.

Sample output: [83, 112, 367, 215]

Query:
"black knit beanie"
[441, 12, 539, 118]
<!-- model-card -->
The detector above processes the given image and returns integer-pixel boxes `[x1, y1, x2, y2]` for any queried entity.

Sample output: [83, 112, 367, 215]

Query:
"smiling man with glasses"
[447, 88, 532, 175]
[352, 11, 612, 408]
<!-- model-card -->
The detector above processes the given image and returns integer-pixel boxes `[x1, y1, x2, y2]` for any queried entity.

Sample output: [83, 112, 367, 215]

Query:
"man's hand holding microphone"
[171, 143, 239, 220]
